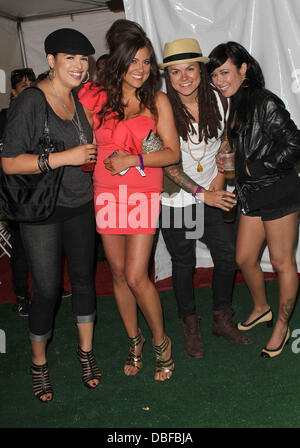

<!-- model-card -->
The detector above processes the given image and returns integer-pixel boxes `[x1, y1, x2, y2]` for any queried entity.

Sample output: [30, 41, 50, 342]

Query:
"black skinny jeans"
[9, 221, 30, 299]
[20, 205, 96, 342]
[161, 204, 237, 319]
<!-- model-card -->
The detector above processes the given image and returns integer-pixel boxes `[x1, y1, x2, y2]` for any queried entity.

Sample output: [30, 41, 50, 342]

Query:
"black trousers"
[160, 204, 237, 319]
[20, 204, 97, 342]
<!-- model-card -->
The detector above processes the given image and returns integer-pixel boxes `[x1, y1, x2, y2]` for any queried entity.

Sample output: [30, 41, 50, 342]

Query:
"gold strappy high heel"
[153, 335, 174, 381]
[125, 329, 145, 375]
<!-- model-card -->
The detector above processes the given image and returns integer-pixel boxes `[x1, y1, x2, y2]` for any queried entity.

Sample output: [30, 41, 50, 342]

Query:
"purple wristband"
[193, 186, 203, 197]
[138, 154, 144, 170]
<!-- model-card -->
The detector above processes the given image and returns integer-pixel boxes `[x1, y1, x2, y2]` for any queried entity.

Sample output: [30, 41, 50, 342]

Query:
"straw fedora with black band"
[159, 38, 210, 69]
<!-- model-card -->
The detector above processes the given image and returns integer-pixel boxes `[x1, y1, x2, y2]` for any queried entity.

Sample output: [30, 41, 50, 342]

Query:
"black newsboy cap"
[44, 28, 95, 56]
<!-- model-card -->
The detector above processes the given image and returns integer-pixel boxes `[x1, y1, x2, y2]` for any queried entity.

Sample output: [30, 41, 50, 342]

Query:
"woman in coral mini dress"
[79, 20, 179, 381]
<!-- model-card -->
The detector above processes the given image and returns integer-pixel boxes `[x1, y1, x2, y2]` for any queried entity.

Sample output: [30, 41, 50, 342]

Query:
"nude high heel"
[237, 308, 273, 331]
[261, 327, 290, 359]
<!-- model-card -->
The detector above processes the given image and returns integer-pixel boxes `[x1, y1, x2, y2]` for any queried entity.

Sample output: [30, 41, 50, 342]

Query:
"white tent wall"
[124, 0, 300, 126]
[0, 16, 23, 107]
[21, 10, 125, 81]
[124, 0, 300, 281]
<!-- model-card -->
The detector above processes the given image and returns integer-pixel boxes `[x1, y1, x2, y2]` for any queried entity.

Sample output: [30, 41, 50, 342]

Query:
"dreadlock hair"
[164, 62, 222, 143]
[98, 19, 161, 125]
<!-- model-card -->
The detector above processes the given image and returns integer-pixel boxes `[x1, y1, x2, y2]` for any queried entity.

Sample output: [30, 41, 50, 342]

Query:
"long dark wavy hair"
[97, 19, 161, 124]
[207, 41, 265, 133]
[165, 62, 222, 143]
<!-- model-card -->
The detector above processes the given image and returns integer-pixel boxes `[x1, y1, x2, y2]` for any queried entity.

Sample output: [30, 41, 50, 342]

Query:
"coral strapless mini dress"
[79, 83, 162, 234]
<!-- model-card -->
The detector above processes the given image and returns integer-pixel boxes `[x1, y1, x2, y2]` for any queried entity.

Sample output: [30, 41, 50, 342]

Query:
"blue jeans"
[20, 203, 96, 342]
[160, 204, 237, 318]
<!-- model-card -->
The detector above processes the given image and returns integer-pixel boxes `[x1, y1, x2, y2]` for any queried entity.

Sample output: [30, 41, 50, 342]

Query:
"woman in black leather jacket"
[207, 41, 300, 359]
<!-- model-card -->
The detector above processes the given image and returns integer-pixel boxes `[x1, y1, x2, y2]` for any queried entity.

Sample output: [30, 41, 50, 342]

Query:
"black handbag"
[0, 87, 64, 222]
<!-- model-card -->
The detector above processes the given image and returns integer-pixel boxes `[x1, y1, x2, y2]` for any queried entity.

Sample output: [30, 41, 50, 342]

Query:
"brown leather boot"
[212, 310, 252, 345]
[181, 314, 205, 358]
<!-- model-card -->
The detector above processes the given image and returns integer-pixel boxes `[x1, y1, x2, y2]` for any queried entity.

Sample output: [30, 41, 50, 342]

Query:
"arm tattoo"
[163, 163, 198, 194]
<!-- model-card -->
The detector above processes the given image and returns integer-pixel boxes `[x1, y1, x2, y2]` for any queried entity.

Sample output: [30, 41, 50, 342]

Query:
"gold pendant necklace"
[187, 137, 207, 172]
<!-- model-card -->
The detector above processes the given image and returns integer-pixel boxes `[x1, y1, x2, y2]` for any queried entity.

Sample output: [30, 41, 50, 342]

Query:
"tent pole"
[17, 20, 28, 67]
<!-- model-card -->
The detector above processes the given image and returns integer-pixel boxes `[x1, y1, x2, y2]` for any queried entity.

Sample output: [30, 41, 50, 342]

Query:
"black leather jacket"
[229, 87, 300, 213]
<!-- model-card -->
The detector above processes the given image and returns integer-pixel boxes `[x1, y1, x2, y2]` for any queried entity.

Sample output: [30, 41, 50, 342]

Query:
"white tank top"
[162, 91, 228, 208]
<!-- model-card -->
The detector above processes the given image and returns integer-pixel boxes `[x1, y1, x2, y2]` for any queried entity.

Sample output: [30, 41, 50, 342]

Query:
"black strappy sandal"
[77, 346, 101, 389]
[30, 362, 53, 403]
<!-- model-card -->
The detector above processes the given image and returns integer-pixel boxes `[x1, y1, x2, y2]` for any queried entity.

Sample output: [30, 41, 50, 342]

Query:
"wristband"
[193, 186, 203, 197]
[138, 154, 144, 171]
[193, 185, 204, 203]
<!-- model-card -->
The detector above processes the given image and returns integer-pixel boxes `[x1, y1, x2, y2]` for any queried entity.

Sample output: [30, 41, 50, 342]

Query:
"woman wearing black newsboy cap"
[1, 28, 101, 402]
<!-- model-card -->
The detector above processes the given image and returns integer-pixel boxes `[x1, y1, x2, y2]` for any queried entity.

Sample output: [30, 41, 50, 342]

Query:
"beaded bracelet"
[138, 154, 144, 171]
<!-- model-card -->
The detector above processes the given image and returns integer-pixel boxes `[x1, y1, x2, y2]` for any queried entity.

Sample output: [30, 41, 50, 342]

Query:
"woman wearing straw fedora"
[159, 38, 251, 358]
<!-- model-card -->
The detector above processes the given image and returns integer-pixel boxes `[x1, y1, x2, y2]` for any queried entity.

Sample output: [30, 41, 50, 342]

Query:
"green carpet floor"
[0, 281, 299, 429]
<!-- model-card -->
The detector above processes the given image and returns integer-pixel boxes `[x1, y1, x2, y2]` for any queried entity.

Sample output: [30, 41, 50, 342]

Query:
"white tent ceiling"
[0, 0, 120, 21]
[0, 1, 125, 107]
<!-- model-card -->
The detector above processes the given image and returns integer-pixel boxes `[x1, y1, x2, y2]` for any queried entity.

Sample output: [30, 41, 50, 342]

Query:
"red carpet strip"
[0, 254, 282, 305]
